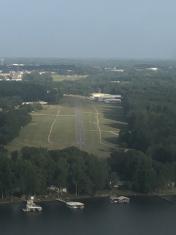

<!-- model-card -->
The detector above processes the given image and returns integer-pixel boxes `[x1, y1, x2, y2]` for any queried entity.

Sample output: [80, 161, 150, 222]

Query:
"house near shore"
[22, 101, 48, 105]
[48, 186, 67, 194]
[90, 93, 122, 103]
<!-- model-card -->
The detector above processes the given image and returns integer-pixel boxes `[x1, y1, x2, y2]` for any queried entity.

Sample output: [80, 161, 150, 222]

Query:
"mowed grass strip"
[7, 114, 54, 151]
[48, 116, 75, 149]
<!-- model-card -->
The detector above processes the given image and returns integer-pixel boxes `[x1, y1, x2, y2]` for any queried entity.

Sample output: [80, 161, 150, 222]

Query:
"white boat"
[110, 196, 130, 204]
[66, 201, 85, 209]
[23, 196, 42, 212]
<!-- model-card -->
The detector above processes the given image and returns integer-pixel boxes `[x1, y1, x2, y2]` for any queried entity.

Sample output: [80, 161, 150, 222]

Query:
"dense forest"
[0, 147, 108, 198]
[1, 146, 162, 198]
[114, 69, 176, 193]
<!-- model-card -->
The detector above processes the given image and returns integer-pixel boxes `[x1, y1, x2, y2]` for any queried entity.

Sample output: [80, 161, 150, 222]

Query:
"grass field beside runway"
[7, 96, 126, 157]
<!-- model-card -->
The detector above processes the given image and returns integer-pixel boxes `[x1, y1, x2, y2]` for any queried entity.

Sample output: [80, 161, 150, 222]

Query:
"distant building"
[104, 99, 121, 103]
[12, 64, 24, 66]
[22, 101, 48, 105]
[90, 93, 122, 103]
[111, 68, 124, 73]
[110, 81, 121, 84]
[39, 101, 48, 105]
[0, 71, 23, 81]
[104, 67, 125, 73]
[146, 67, 158, 71]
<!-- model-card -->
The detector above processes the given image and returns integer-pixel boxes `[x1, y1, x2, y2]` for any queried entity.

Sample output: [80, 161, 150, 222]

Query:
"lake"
[0, 196, 176, 235]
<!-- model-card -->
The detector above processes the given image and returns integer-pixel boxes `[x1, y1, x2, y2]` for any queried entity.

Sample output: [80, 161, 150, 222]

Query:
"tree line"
[117, 68, 176, 193]
[0, 105, 32, 145]
[0, 147, 108, 198]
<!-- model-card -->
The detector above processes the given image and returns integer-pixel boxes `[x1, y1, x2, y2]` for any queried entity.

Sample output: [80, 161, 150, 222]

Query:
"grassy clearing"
[7, 96, 124, 157]
[52, 74, 88, 82]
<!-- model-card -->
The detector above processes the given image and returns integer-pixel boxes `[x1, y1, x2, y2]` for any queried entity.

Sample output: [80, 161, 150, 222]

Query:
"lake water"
[0, 196, 176, 235]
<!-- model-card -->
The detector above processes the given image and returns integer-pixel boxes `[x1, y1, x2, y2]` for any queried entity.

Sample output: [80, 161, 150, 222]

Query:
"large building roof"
[91, 93, 122, 98]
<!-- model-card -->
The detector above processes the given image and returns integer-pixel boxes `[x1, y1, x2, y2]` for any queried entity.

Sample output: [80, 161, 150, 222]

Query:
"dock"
[57, 197, 85, 209]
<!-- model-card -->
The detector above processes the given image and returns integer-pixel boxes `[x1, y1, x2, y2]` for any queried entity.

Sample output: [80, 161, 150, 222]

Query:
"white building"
[90, 93, 122, 103]
[146, 67, 158, 71]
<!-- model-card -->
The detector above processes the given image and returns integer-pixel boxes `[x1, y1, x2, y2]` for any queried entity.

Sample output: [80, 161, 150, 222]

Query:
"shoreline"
[1, 190, 176, 205]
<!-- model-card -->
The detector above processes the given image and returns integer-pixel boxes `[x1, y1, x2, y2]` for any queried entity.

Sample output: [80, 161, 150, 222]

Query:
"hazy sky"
[0, 0, 176, 58]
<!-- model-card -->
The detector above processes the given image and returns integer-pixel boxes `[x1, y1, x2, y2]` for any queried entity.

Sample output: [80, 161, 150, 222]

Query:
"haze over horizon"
[0, 0, 176, 59]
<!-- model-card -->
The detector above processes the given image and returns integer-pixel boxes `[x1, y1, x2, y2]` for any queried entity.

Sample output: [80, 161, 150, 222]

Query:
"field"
[52, 74, 88, 82]
[7, 96, 126, 157]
